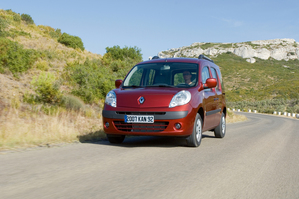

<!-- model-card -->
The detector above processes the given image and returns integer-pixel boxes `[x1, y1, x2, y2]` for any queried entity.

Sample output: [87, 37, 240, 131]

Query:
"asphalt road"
[1, 112, 299, 199]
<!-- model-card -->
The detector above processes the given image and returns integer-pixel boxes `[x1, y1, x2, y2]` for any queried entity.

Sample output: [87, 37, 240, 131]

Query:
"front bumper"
[102, 110, 196, 137]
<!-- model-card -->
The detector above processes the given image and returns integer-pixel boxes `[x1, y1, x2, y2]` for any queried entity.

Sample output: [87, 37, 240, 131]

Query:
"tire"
[107, 134, 125, 144]
[214, 112, 226, 138]
[186, 113, 202, 147]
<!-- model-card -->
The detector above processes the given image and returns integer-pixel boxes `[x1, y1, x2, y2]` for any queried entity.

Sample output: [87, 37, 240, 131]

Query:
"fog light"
[105, 122, 109, 128]
[175, 123, 181, 130]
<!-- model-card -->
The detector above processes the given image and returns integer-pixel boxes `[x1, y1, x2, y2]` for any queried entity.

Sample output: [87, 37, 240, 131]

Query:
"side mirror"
[115, 79, 122, 88]
[204, 78, 217, 89]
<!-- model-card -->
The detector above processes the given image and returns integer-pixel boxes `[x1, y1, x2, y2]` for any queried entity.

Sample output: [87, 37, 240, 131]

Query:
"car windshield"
[123, 62, 198, 88]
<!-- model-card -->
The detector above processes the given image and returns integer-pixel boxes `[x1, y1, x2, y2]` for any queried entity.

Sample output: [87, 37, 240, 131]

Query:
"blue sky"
[1, 0, 299, 60]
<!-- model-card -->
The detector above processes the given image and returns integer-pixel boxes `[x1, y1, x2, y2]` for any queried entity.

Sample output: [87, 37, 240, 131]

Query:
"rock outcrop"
[158, 39, 299, 63]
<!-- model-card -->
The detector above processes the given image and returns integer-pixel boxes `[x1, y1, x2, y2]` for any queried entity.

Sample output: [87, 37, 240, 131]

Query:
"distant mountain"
[157, 39, 299, 104]
[158, 39, 299, 63]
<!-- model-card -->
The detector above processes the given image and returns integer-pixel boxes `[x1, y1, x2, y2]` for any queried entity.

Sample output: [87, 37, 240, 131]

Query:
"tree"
[105, 45, 142, 61]
[21, 14, 34, 24]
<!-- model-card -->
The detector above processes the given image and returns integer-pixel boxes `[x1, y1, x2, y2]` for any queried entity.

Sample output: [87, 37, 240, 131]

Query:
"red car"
[102, 54, 226, 147]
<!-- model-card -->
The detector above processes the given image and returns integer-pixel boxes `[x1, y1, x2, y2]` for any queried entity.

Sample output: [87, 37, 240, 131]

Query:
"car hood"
[115, 87, 180, 108]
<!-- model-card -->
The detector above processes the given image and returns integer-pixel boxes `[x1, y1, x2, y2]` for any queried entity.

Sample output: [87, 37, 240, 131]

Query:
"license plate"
[124, 115, 154, 123]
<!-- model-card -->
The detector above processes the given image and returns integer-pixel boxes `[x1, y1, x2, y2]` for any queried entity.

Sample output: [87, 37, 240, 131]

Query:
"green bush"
[61, 94, 85, 111]
[21, 14, 34, 24]
[13, 14, 21, 22]
[64, 59, 113, 103]
[58, 33, 84, 51]
[38, 25, 61, 39]
[0, 38, 37, 76]
[49, 28, 61, 39]
[0, 17, 8, 35]
[31, 72, 62, 104]
[105, 45, 142, 61]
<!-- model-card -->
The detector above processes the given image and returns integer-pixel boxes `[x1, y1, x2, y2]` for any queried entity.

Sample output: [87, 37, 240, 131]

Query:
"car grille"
[113, 121, 169, 132]
[116, 112, 166, 115]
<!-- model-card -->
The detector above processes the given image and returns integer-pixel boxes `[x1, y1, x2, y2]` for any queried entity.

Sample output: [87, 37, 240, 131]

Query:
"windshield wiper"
[123, 85, 144, 88]
[147, 84, 176, 88]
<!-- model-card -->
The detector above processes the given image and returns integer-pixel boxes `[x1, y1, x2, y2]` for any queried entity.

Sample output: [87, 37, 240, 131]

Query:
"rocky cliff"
[158, 39, 299, 63]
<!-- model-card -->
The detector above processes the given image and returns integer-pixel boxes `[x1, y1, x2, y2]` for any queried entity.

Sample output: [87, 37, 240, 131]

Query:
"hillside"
[158, 40, 299, 113]
[0, 9, 142, 150]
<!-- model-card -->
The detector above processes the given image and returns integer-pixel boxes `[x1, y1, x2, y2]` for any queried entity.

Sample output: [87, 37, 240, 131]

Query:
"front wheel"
[107, 134, 125, 144]
[214, 112, 226, 138]
[186, 113, 202, 147]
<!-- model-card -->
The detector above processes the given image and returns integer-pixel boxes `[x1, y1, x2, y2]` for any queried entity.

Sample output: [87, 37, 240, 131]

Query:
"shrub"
[21, 14, 34, 24]
[61, 94, 85, 111]
[0, 16, 8, 34]
[63, 59, 114, 103]
[0, 38, 37, 77]
[35, 59, 49, 71]
[38, 25, 61, 39]
[105, 45, 142, 61]
[58, 33, 84, 51]
[13, 14, 21, 22]
[49, 28, 61, 39]
[31, 72, 62, 104]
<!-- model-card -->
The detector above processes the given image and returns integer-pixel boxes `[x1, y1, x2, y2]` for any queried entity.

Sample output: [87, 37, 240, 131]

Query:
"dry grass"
[0, 106, 247, 150]
[226, 110, 247, 123]
[0, 106, 105, 151]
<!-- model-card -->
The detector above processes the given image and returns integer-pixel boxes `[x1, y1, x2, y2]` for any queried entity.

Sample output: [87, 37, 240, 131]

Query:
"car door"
[201, 66, 217, 130]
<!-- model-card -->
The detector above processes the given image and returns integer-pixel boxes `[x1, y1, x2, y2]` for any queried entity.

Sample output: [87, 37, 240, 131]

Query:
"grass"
[0, 106, 105, 151]
[226, 110, 247, 123]
[0, 106, 247, 150]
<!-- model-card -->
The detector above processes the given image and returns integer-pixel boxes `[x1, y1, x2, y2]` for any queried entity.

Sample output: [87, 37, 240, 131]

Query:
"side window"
[216, 68, 224, 89]
[202, 67, 210, 84]
[211, 67, 219, 90]
[201, 66, 211, 91]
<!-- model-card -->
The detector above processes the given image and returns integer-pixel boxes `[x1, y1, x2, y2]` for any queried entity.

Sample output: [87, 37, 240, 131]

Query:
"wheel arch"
[197, 107, 204, 127]
[223, 106, 227, 117]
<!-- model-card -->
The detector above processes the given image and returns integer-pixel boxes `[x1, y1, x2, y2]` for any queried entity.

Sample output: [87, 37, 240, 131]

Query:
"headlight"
[105, 91, 117, 107]
[169, 90, 191, 108]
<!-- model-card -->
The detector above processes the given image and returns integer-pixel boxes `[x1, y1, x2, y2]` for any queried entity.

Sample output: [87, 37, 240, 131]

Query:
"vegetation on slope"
[213, 53, 299, 113]
[0, 9, 142, 150]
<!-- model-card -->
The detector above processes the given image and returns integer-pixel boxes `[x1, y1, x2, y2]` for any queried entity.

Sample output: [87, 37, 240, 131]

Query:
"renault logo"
[139, 96, 145, 104]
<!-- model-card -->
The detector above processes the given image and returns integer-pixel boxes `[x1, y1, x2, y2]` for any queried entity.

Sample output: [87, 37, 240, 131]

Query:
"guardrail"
[228, 108, 299, 119]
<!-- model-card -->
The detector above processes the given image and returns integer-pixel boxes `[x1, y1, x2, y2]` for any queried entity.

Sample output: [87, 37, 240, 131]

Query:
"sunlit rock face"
[158, 39, 299, 63]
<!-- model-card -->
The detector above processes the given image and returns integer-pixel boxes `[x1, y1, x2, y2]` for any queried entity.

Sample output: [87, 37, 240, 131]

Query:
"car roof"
[139, 57, 199, 64]
[137, 56, 217, 67]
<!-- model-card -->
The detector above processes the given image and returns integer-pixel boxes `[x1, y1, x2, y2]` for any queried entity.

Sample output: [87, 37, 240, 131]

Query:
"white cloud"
[221, 18, 244, 27]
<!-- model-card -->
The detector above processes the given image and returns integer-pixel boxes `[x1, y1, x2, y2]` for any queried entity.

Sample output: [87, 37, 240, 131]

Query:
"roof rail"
[151, 56, 160, 59]
[198, 54, 214, 63]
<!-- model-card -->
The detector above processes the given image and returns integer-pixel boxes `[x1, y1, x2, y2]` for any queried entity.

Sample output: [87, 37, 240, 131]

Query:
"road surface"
[1, 112, 299, 199]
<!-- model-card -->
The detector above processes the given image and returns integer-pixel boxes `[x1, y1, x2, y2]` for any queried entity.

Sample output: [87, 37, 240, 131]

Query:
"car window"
[211, 67, 219, 90]
[216, 67, 224, 90]
[123, 63, 198, 88]
[202, 66, 211, 91]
